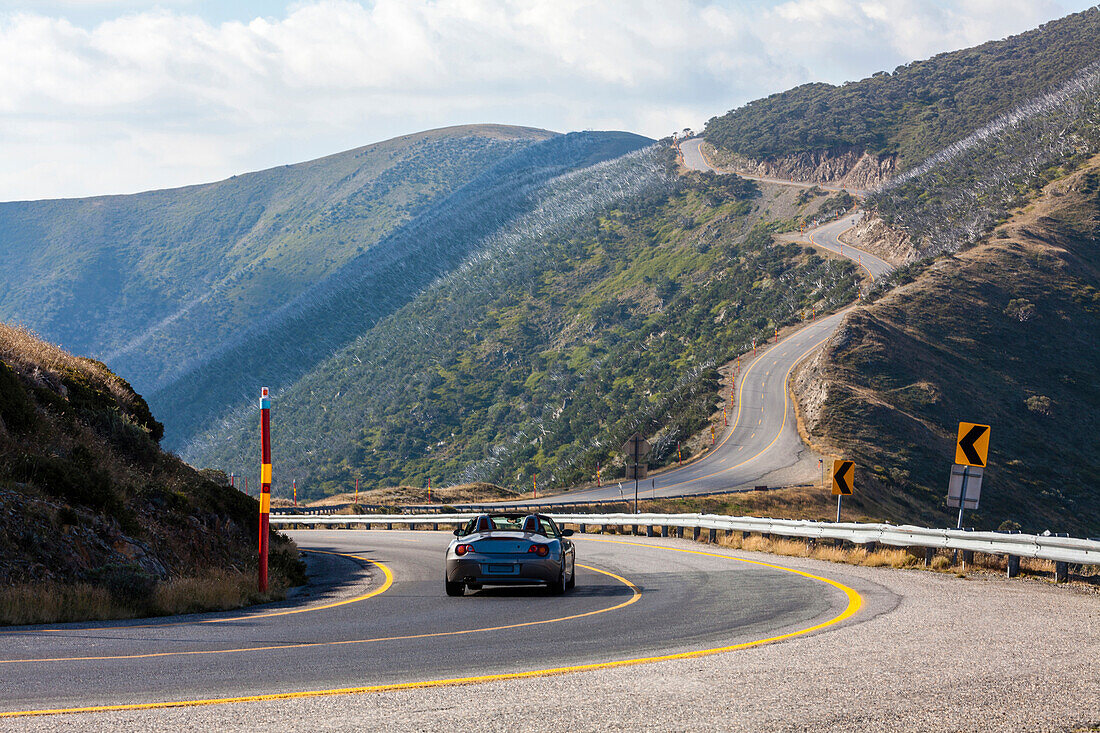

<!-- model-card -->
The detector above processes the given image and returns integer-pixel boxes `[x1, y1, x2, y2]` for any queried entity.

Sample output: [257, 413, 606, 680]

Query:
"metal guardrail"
[269, 512, 1100, 566]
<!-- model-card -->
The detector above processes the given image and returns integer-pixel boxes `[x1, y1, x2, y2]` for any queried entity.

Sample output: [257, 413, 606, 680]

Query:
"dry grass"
[320, 482, 520, 508]
[0, 583, 121, 626]
[0, 322, 129, 403]
[0, 569, 286, 627]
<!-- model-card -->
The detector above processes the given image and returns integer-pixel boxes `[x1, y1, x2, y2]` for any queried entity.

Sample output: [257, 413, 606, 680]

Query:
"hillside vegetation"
[704, 7, 1100, 173]
[795, 160, 1100, 536]
[153, 131, 655, 448]
[0, 125, 553, 396]
[0, 324, 304, 624]
[188, 153, 859, 500]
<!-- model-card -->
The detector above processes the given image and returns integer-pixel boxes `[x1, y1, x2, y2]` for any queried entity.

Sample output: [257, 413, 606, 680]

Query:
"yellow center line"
[0, 564, 637, 666]
[656, 332, 833, 492]
[0, 550, 393, 637]
[0, 541, 861, 718]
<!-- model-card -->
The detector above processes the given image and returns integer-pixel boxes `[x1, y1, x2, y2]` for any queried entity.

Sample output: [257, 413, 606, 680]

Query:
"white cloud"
[0, 0, 1090, 200]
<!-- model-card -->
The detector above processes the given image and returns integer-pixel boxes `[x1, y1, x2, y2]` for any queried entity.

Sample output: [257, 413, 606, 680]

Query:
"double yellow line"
[1, 540, 861, 718]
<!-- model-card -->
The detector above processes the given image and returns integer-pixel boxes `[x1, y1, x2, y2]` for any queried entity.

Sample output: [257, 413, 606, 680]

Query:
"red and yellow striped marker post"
[259, 387, 271, 594]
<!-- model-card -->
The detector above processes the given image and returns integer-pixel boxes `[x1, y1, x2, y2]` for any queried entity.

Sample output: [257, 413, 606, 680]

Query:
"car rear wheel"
[565, 565, 575, 590]
[550, 570, 566, 595]
[445, 581, 465, 597]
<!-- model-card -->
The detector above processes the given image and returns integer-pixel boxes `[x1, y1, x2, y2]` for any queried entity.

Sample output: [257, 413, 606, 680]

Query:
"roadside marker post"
[354, 477, 359, 506]
[259, 387, 272, 594]
[677, 443, 682, 466]
[597, 462, 601, 487]
[831, 459, 854, 522]
[533, 476, 537, 499]
[427, 478, 431, 504]
[292, 479, 297, 507]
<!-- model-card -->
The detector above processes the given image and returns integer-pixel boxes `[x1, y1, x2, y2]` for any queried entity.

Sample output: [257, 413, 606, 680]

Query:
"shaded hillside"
[0, 125, 553, 393]
[0, 324, 303, 624]
[794, 161, 1100, 536]
[704, 7, 1100, 178]
[187, 157, 859, 500]
[154, 131, 654, 448]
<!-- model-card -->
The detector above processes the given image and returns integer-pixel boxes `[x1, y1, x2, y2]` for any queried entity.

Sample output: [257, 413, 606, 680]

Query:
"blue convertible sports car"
[445, 513, 576, 596]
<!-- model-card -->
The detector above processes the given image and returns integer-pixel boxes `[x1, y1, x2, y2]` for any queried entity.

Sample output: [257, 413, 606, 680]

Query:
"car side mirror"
[561, 529, 574, 537]
[453, 528, 463, 536]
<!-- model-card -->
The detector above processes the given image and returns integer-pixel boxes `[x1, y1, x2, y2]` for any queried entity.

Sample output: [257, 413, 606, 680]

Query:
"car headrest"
[522, 515, 541, 533]
[475, 515, 493, 532]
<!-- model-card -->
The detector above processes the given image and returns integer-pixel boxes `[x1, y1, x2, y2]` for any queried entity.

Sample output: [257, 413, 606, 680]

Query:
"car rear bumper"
[447, 557, 560, 585]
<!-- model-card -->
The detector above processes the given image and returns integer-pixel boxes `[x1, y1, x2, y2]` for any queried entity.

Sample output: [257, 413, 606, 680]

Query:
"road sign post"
[831, 459, 854, 522]
[622, 433, 651, 515]
[950, 422, 991, 530]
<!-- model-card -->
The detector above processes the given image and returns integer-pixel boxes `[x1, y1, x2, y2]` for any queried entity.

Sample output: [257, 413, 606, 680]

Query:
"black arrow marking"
[958, 425, 988, 466]
[833, 461, 853, 495]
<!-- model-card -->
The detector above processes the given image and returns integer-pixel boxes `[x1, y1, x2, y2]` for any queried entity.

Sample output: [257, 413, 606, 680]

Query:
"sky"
[0, 0, 1095, 201]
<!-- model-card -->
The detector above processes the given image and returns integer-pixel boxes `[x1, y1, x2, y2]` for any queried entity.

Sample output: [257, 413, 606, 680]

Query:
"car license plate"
[486, 564, 516, 574]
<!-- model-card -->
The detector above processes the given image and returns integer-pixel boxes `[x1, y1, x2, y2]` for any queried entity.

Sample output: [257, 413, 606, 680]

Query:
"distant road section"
[679, 137, 863, 195]
[490, 309, 848, 505]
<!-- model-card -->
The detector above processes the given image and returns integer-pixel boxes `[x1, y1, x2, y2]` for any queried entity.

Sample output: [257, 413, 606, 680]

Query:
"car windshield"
[461, 515, 557, 535]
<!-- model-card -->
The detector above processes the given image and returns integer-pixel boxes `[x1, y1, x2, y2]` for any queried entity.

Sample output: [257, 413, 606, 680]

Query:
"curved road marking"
[657, 332, 833, 492]
[0, 543, 862, 718]
[0, 550, 393, 637]
[808, 228, 876, 283]
[0, 564, 637, 666]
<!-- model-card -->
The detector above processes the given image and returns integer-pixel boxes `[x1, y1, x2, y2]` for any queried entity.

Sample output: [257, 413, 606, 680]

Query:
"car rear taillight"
[527, 544, 549, 557]
[455, 544, 474, 556]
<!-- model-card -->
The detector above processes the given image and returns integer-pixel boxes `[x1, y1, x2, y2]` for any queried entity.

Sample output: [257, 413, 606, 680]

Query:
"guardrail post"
[676, 527, 684, 539]
[432, 523, 439, 531]
[632, 524, 640, 536]
[742, 531, 750, 541]
[692, 527, 700, 542]
[661, 526, 669, 538]
[708, 528, 717, 543]
[1054, 561, 1069, 583]
[1006, 555, 1020, 578]
[924, 548, 935, 567]
[962, 550, 974, 567]
[579, 523, 587, 534]
[386, 522, 393, 531]
[647, 525, 656, 537]
[725, 529, 733, 540]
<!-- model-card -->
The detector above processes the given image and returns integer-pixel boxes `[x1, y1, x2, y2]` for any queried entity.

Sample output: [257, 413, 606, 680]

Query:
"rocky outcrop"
[704, 143, 895, 190]
[838, 212, 917, 265]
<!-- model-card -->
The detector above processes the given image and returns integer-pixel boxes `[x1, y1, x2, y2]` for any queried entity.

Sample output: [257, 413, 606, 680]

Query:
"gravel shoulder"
[10, 537, 1097, 733]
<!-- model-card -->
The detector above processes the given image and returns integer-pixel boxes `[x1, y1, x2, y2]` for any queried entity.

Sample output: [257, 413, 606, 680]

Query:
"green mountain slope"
[0, 125, 554, 393]
[704, 6, 1100, 172]
[796, 160, 1100, 536]
[0, 323, 304, 624]
[150, 131, 655, 448]
[186, 152, 859, 500]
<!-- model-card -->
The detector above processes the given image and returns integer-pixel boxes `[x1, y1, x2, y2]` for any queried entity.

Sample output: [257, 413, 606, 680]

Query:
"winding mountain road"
[0, 530, 861, 719]
[481, 140, 893, 507]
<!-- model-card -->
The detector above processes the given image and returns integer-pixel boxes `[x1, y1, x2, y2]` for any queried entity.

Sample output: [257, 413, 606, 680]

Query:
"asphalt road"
[0, 530, 862, 718]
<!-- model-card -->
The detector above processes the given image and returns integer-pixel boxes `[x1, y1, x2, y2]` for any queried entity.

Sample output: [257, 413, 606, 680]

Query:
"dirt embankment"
[0, 323, 305, 624]
[704, 142, 895, 190]
[839, 212, 917, 265]
[789, 160, 1100, 535]
[307, 482, 520, 507]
